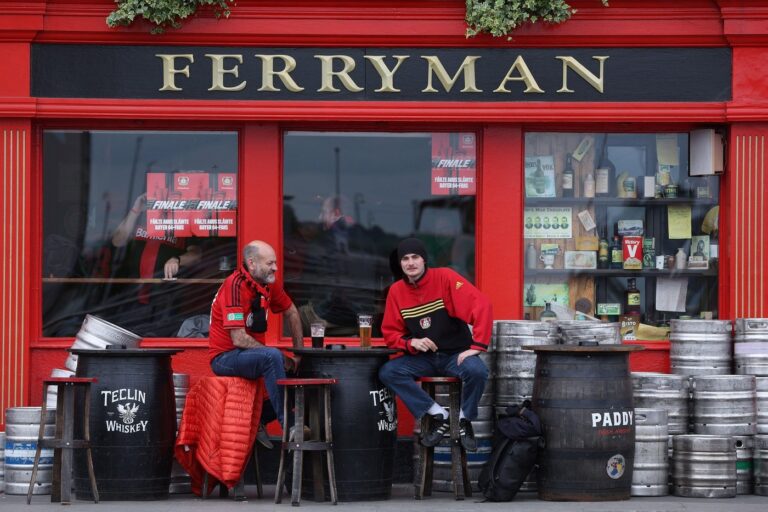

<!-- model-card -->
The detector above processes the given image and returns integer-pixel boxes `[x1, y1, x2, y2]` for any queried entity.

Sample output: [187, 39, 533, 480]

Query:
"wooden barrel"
[529, 344, 642, 501]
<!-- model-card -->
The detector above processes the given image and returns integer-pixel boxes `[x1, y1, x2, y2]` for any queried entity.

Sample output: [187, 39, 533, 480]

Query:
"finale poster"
[430, 133, 476, 196]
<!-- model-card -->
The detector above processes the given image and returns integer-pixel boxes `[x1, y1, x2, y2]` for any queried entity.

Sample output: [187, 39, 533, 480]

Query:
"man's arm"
[230, 327, 264, 349]
[283, 303, 304, 349]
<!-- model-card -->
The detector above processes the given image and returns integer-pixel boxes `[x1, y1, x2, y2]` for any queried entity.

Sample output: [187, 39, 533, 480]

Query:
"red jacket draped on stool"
[175, 376, 264, 495]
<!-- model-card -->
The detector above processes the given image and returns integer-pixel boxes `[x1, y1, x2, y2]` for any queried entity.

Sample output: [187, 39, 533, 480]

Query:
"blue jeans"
[378, 352, 488, 421]
[210, 347, 286, 424]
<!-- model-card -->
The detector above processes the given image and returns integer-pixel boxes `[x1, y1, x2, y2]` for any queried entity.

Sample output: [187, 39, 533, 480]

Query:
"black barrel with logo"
[294, 347, 397, 501]
[528, 344, 642, 501]
[72, 348, 180, 500]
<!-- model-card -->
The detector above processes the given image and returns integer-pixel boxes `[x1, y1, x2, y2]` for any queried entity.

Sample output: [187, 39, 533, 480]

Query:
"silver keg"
[170, 373, 191, 494]
[65, 314, 142, 371]
[4, 407, 55, 495]
[632, 408, 669, 496]
[755, 434, 768, 496]
[672, 434, 736, 498]
[691, 375, 757, 435]
[558, 321, 620, 345]
[734, 318, 768, 376]
[670, 320, 732, 376]
[757, 377, 768, 434]
[733, 435, 754, 494]
[632, 372, 690, 435]
[494, 320, 557, 405]
[1, 430, 5, 493]
[45, 368, 76, 410]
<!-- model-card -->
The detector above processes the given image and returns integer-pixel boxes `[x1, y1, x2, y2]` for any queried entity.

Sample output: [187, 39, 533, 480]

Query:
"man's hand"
[410, 337, 438, 352]
[457, 349, 480, 366]
[284, 353, 299, 373]
[163, 257, 180, 279]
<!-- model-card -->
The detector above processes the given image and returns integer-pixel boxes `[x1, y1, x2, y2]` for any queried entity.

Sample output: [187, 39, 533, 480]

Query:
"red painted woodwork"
[3, 0, 768, 432]
[623, 341, 671, 373]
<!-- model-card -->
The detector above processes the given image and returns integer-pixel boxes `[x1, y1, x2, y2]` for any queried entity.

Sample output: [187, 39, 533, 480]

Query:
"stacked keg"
[170, 373, 191, 494]
[734, 319, 768, 376]
[632, 408, 669, 496]
[494, 321, 557, 406]
[4, 407, 55, 495]
[756, 435, 768, 496]
[65, 314, 141, 372]
[670, 319, 732, 376]
[672, 435, 737, 498]
[557, 321, 620, 345]
[1, 431, 5, 493]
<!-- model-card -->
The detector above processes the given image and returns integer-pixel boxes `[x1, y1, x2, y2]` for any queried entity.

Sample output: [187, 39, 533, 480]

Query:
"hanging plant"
[107, 0, 235, 34]
[466, 0, 609, 39]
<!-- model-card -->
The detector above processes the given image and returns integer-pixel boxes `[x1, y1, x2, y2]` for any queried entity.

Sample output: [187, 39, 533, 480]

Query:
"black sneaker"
[256, 422, 274, 449]
[459, 418, 477, 452]
[421, 415, 449, 447]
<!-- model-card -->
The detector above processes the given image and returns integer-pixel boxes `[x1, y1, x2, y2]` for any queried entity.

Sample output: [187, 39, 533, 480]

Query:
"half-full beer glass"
[358, 314, 373, 348]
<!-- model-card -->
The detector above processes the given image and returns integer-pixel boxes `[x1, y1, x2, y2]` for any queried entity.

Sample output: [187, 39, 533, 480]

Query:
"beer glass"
[310, 322, 325, 349]
[358, 314, 373, 349]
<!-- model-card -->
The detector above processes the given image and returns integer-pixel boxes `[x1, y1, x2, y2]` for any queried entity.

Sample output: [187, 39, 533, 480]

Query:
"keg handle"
[106, 344, 127, 350]
[746, 320, 768, 330]
[635, 413, 647, 422]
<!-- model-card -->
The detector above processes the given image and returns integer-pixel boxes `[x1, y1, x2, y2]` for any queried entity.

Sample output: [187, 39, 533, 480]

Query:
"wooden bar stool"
[274, 378, 338, 506]
[27, 377, 99, 505]
[414, 376, 471, 500]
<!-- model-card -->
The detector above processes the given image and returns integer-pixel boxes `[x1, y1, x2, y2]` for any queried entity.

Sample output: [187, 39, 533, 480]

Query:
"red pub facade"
[1, 0, 768, 433]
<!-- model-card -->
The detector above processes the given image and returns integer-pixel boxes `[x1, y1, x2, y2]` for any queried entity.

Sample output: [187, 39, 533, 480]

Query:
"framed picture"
[523, 282, 570, 307]
[564, 250, 597, 269]
[524, 156, 556, 198]
[689, 235, 710, 269]
[524, 207, 573, 239]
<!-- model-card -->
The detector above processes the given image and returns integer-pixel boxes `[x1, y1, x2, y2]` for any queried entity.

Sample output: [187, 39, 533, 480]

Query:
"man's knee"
[378, 361, 395, 385]
[263, 347, 284, 366]
[463, 357, 489, 381]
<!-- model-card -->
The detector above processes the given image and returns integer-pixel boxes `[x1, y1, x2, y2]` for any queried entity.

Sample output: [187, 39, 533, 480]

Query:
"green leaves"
[466, 0, 608, 39]
[107, 0, 234, 34]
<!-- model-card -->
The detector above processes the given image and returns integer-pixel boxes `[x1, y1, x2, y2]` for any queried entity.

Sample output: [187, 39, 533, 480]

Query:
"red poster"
[430, 133, 476, 196]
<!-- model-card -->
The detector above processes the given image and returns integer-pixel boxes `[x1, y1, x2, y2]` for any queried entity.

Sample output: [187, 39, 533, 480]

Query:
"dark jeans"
[211, 347, 286, 423]
[378, 351, 488, 421]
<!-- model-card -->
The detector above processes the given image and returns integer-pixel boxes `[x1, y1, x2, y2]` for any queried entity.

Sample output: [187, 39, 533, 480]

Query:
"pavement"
[4, 485, 768, 512]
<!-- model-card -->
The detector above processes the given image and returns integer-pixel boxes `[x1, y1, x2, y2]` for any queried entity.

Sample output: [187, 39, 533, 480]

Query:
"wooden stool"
[201, 444, 263, 500]
[414, 376, 471, 500]
[275, 378, 338, 506]
[27, 377, 99, 505]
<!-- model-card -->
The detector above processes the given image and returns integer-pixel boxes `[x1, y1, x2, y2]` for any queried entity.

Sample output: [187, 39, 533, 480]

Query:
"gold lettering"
[421, 56, 481, 93]
[556, 56, 609, 93]
[156, 54, 194, 92]
[493, 56, 544, 94]
[315, 55, 364, 92]
[363, 55, 409, 93]
[205, 54, 246, 92]
[254, 54, 304, 92]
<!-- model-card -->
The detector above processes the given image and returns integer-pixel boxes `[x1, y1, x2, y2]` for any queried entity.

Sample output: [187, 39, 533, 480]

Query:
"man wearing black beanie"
[379, 237, 492, 451]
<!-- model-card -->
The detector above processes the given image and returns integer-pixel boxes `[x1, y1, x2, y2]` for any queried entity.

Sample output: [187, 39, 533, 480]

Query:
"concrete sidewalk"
[5, 485, 768, 512]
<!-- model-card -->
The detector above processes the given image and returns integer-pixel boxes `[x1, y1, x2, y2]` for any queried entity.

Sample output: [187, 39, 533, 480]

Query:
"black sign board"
[31, 45, 731, 102]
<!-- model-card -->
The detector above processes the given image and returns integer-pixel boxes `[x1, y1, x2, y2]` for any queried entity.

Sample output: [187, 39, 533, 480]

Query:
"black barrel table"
[72, 348, 180, 501]
[526, 344, 643, 501]
[294, 346, 397, 501]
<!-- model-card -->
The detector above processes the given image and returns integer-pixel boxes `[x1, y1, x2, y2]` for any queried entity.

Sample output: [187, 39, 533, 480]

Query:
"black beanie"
[397, 237, 428, 263]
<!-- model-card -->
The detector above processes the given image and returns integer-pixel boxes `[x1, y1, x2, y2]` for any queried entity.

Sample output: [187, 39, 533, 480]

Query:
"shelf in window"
[525, 268, 718, 278]
[525, 197, 718, 207]
[43, 277, 225, 284]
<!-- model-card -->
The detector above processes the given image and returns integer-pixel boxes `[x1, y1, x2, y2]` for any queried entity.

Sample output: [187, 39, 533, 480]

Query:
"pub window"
[523, 131, 721, 337]
[283, 131, 477, 338]
[42, 130, 238, 338]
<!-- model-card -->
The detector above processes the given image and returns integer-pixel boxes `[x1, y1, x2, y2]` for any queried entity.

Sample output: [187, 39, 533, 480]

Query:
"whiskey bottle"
[598, 229, 609, 269]
[540, 302, 557, 322]
[596, 142, 616, 197]
[562, 153, 575, 198]
[625, 278, 642, 316]
[610, 235, 623, 269]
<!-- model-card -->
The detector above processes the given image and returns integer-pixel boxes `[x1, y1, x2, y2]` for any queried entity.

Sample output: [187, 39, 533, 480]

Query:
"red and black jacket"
[382, 267, 492, 354]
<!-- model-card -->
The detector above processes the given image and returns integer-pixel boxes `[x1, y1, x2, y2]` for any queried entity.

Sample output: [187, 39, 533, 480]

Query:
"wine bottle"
[598, 229, 609, 269]
[610, 234, 623, 269]
[625, 278, 642, 316]
[562, 153, 574, 198]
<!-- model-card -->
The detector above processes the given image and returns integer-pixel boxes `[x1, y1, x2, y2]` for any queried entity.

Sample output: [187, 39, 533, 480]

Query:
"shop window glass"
[42, 130, 238, 338]
[283, 131, 477, 338]
[523, 132, 721, 336]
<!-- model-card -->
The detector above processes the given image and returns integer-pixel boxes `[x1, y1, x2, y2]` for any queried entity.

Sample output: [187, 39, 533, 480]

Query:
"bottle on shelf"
[624, 278, 642, 316]
[562, 153, 575, 198]
[710, 228, 719, 265]
[595, 141, 615, 197]
[525, 242, 538, 269]
[610, 234, 623, 269]
[540, 302, 557, 322]
[583, 172, 596, 198]
[598, 229, 609, 269]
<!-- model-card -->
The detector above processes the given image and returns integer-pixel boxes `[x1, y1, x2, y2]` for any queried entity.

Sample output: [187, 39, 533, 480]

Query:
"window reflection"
[42, 130, 238, 338]
[283, 132, 477, 338]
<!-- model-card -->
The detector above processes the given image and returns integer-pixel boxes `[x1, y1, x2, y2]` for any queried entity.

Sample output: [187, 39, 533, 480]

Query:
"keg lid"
[524, 344, 643, 353]
[70, 348, 182, 356]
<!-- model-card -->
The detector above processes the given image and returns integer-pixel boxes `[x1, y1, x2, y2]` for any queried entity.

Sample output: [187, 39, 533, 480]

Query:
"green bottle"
[540, 302, 557, 322]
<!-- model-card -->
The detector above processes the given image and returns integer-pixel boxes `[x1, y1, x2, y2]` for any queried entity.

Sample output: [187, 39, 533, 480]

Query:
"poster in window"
[431, 133, 476, 196]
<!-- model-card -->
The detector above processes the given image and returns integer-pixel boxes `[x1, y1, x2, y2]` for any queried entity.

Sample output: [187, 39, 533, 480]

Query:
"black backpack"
[477, 401, 543, 502]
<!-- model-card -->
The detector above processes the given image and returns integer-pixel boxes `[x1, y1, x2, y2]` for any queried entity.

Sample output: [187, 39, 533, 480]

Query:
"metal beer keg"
[691, 375, 757, 435]
[670, 320, 732, 376]
[672, 435, 736, 498]
[631, 408, 669, 496]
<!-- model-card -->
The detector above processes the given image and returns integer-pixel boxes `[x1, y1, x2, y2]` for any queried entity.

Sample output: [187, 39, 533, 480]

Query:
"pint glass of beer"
[358, 314, 373, 348]
[310, 322, 325, 349]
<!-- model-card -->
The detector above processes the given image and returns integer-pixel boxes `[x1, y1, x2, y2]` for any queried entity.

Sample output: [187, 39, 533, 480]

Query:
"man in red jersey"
[379, 238, 491, 451]
[209, 240, 303, 433]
